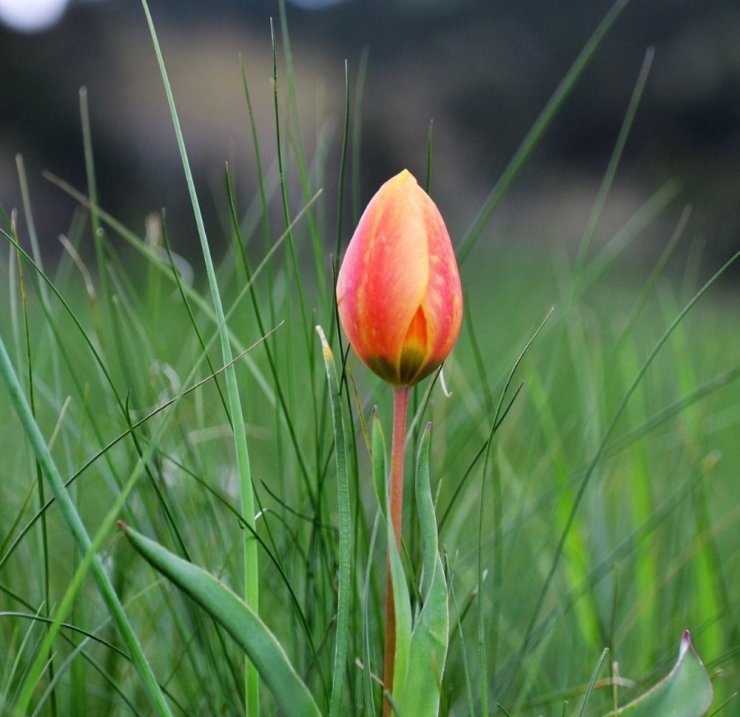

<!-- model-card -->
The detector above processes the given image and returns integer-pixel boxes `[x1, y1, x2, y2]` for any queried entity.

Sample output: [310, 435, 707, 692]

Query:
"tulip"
[336, 169, 462, 713]
[336, 169, 463, 387]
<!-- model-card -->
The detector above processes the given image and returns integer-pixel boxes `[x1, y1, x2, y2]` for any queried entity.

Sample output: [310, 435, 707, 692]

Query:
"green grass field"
[1, 2, 738, 715]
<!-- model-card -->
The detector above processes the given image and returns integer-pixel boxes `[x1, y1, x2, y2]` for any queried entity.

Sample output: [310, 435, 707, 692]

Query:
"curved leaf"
[605, 631, 713, 717]
[119, 523, 321, 717]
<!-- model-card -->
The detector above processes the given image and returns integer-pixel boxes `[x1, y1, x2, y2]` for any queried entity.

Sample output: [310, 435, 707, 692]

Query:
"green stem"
[383, 385, 409, 715]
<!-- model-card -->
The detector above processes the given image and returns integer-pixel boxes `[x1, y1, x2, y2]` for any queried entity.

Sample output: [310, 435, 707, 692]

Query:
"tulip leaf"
[603, 631, 713, 717]
[390, 424, 449, 717]
[395, 424, 449, 716]
[119, 523, 321, 717]
[386, 467, 413, 712]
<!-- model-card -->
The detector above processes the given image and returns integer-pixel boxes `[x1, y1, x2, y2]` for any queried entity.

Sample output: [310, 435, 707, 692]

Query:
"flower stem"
[383, 385, 409, 715]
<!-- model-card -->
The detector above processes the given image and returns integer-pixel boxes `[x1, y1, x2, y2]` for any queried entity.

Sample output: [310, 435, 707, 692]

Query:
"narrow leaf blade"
[316, 326, 353, 717]
[120, 523, 321, 717]
[396, 424, 449, 717]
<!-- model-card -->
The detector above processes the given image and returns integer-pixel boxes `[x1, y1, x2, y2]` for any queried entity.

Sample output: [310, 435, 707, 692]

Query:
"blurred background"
[1, 0, 738, 266]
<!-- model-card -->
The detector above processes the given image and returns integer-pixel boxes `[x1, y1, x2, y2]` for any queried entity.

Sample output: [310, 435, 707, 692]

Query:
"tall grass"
[1, 1, 738, 715]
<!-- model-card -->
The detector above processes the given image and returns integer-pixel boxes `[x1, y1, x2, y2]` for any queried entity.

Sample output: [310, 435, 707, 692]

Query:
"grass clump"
[0, 2, 738, 715]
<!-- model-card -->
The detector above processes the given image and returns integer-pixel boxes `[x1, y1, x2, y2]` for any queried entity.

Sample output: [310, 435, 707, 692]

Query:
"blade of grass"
[316, 326, 353, 716]
[12, 217, 57, 717]
[572, 47, 655, 283]
[578, 180, 681, 296]
[351, 46, 369, 224]
[425, 119, 434, 195]
[362, 512, 382, 715]
[239, 55, 274, 268]
[458, 0, 630, 263]
[447, 553, 476, 717]
[141, 7, 260, 712]
[15, 157, 69, 433]
[610, 205, 692, 363]
[79, 86, 111, 337]
[578, 648, 610, 717]
[276, 0, 330, 316]
[335, 59, 351, 266]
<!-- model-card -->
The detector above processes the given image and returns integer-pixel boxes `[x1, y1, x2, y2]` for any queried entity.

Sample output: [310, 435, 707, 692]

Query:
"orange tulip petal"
[336, 169, 462, 386]
[338, 171, 429, 368]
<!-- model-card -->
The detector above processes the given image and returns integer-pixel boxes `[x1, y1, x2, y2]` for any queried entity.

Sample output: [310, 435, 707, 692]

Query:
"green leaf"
[119, 523, 321, 717]
[387, 470, 413, 713]
[393, 424, 449, 717]
[401, 425, 449, 714]
[605, 631, 713, 717]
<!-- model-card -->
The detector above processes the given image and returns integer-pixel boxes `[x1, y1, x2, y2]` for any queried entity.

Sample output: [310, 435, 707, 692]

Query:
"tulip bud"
[336, 169, 463, 386]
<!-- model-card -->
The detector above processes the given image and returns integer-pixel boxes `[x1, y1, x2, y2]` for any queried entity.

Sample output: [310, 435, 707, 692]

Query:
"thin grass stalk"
[15, 157, 69, 442]
[267, 29, 329, 628]
[316, 327, 352, 716]
[15, 160, 75, 492]
[477, 426, 492, 717]
[12, 222, 57, 717]
[425, 119, 434, 194]
[79, 87, 111, 334]
[350, 47, 369, 225]
[578, 180, 680, 295]
[238, 56, 276, 326]
[610, 205, 691, 363]
[458, 0, 630, 263]
[139, 3, 259, 713]
[335, 59, 351, 276]
[447, 554, 476, 717]
[270, 18, 312, 355]
[572, 47, 655, 283]
[577, 648, 609, 716]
